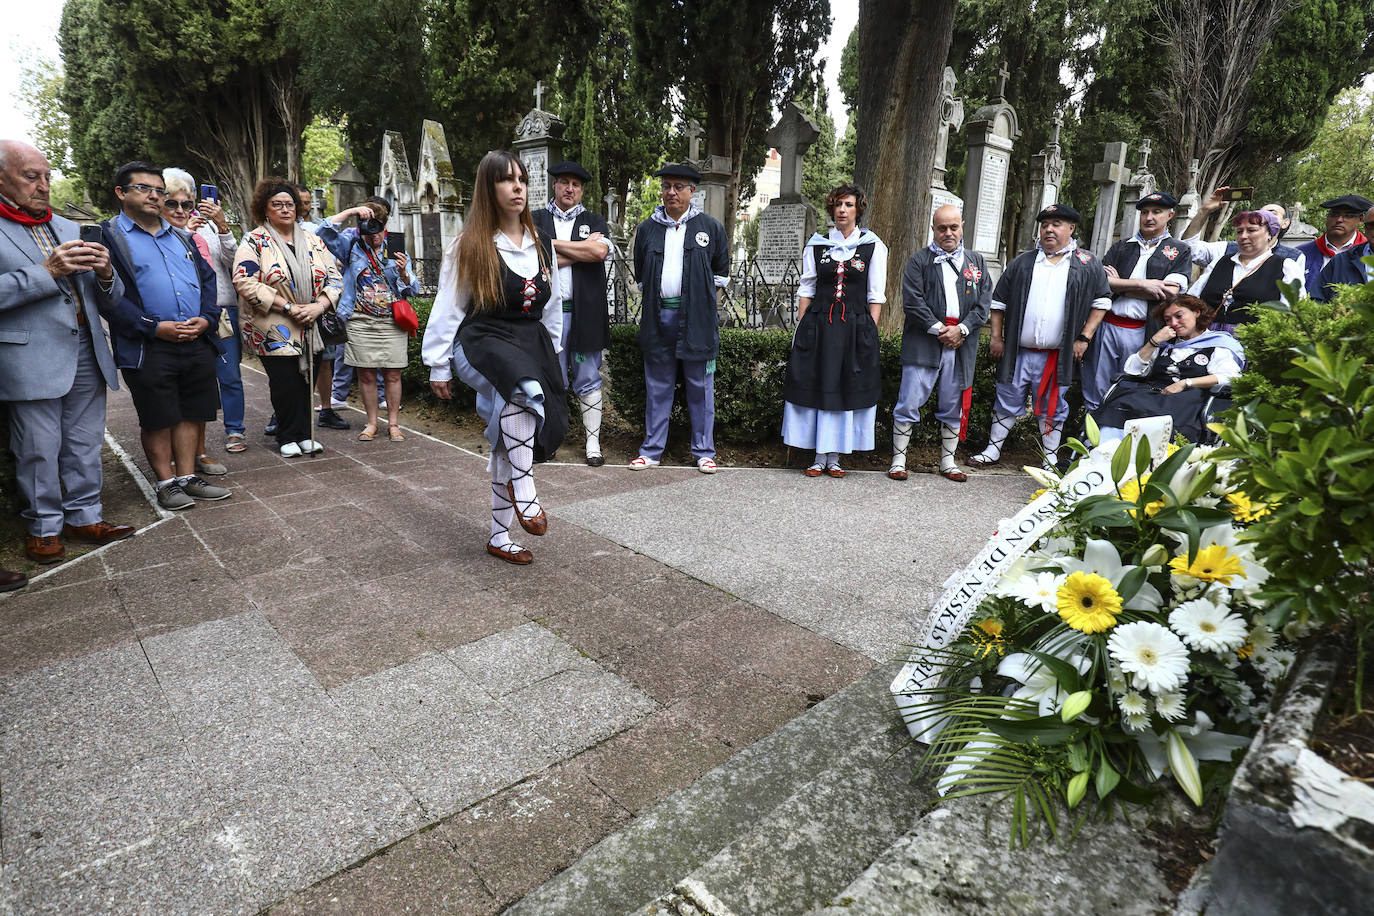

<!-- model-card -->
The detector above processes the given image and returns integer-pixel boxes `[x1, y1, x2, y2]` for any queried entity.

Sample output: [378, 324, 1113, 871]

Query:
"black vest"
[489, 234, 553, 320]
[811, 241, 876, 323]
[1103, 236, 1191, 299]
[1198, 254, 1286, 325]
[531, 208, 610, 352]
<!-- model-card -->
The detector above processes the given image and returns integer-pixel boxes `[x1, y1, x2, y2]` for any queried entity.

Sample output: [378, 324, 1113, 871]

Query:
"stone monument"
[329, 148, 369, 217]
[961, 65, 1021, 278]
[1090, 141, 1129, 254]
[1015, 112, 1065, 254]
[1285, 200, 1321, 245]
[1117, 139, 1157, 242]
[927, 67, 965, 245]
[512, 80, 565, 211]
[756, 102, 820, 282]
[414, 119, 463, 266]
[377, 130, 418, 254]
[682, 118, 735, 228]
[1173, 158, 1201, 238]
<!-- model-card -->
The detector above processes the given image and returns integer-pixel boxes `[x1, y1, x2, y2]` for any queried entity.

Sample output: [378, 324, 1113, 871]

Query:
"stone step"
[507, 660, 923, 915]
[634, 722, 929, 915]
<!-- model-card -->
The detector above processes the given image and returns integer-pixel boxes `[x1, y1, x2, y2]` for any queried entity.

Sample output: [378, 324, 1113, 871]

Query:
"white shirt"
[550, 206, 611, 301]
[660, 223, 688, 299]
[1112, 236, 1190, 320]
[1185, 235, 1308, 281]
[1314, 234, 1360, 271]
[796, 228, 888, 304]
[1123, 343, 1241, 390]
[422, 231, 564, 382]
[990, 250, 1072, 349]
[1186, 246, 1307, 301]
[922, 253, 968, 338]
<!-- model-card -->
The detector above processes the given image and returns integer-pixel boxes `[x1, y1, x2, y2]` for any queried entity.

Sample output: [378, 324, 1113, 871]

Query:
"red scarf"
[1315, 231, 1366, 258]
[0, 195, 51, 226]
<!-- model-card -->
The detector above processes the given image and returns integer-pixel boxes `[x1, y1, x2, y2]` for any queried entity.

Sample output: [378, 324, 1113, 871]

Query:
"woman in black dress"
[1091, 295, 1244, 443]
[421, 151, 567, 565]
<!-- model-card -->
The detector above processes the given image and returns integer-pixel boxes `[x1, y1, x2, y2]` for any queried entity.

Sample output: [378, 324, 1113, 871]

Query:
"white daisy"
[1282, 619, 1313, 642]
[1007, 571, 1064, 615]
[1108, 662, 1129, 695]
[1108, 621, 1191, 694]
[1255, 648, 1296, 684]
[1232, 683, 1258, 722]
[1119, 691, 1150, 716]
[1155, 690, 1187, 721]
[1170, 598, 1249, 653]
[1123, 710, 1152, 732]
[1248, 622, 1276, 652]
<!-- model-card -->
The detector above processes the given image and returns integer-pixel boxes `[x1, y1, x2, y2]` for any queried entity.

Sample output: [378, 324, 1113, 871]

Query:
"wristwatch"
[1183, 378, 1193, 388]
[1075, 334, 1091, 344]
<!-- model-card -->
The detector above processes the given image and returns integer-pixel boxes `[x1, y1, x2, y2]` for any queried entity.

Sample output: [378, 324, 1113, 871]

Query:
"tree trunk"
[854, 0, 958, 332]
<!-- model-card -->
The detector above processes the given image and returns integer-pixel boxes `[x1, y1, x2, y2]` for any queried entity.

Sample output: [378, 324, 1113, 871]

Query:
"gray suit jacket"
[0, 214, 122, 401]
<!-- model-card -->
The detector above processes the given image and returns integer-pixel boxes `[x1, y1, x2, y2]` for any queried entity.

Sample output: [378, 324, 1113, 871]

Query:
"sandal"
[388, 427, 406, 441]
[225, 434, 247, 453]
[357, 426, 377, 441]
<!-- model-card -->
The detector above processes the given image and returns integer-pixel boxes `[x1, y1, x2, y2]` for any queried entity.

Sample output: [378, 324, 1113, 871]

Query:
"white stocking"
[890, 421, 913, 472]
[489, 453, 516, 549]
[578, 390, 603, 458]
[974, 414, 1016, 463]
[940, 424, 960, 472]
[499, 402, 540, 518]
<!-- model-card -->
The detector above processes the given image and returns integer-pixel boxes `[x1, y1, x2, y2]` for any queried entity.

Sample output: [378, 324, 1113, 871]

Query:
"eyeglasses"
[663, 183, 693, 193]
[123, 183, 165, 196]
[163, 200, 197, 211]
[267, 200, 297, 211]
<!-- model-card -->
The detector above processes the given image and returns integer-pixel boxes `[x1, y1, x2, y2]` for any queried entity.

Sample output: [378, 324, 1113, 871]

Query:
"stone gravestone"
[1173, 158, 1201, 238]
[961, 65, 1021, 279]
[513, 80, 565, 212]
[1285, 200, 1320, 245]
[927, 67, 965, 245]
[1090, 142, 1129, 254]
[415, 119, 463, 268]
[685, 118, 734, 229]
[377, 130, 417, 248]
[1015, 112, 1065, 254]
[756, 102, 820, 283]
[1117, 139, 1156, 243]
[329, 148, 369, 217]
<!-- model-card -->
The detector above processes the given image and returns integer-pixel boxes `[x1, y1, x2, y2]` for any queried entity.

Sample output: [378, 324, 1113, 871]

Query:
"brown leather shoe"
[0, 568, 27, 592]
[506, 481, 548, 536]
[62, 520, 136, 544]
[803, 465, 824, 478]
[887, 468, 909, 481]
[486, 542, 533, 565]
[25, 535, 65, 564]
[826, 466, 846, 479]
[940, 468, 969, 483]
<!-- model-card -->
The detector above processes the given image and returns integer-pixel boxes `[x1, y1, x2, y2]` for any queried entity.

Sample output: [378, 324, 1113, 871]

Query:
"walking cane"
[307, 324, 317, 457]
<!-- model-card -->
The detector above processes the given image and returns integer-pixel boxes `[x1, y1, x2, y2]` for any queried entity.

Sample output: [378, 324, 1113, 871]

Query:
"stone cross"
[685, 119, 704, 163]
[1016, 111, 1066, 254]
[603, 189, 622, 232]
[1173, 158, 1202, 237]
[534, 80, 544, 111]
[1048, 111, 1063, 148]
[932, 67, 965, 188]
[1136, 138, 1152, 173]
[764, 102, 820, 203]
[1091, 141, 1130, 253]
[995, 64, 1010, 100]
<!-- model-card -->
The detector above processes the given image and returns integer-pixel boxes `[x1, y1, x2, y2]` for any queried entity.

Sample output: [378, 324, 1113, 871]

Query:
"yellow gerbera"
[1028, 487, 1048, 504]
[1169, 544, 1247, 585]
[1119, 477, 1165, 518]
[1056, 572, 1125, 633]
[1226, 491, 1272, 523]
[976, 618, 1004, 637]
[1236, 641, 1255, 660]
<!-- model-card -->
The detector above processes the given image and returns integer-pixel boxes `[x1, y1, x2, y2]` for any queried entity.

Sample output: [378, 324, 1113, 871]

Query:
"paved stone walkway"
[0, 367, 1034, 913]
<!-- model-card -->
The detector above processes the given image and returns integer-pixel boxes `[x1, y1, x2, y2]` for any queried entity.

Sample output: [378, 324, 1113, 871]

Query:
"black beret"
[1136, 192, 1179, 209]
[1036, 203, 1081, 224]
[654, 162, 702, 184]
[1319, 194, 1374, 213]
[548, 160, 592, 183]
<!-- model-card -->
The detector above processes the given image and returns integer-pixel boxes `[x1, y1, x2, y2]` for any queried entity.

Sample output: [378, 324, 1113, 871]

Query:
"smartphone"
[79, 224, 103, 245]
[200, 184, 219, 203]
[386, 231, 406, 259]
[1223, 186, 1254, 202]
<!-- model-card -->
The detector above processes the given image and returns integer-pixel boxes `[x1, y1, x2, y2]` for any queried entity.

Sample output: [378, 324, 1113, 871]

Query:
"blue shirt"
[314, 222, 420, 319]
[115, 211, 203, 321]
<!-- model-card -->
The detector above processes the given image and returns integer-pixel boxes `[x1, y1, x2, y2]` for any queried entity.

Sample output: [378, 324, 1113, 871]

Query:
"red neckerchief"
[1315, 230, 1367, 258]
[0, 194, 51, 226]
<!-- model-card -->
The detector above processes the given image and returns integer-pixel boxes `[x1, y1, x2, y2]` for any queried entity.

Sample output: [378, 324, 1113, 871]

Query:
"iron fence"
[409, 249, 805, 330]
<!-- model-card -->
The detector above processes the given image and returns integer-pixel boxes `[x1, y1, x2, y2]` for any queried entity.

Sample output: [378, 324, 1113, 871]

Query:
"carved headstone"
[1173, 158, 1201, 238]
[1090, 142, 1129, 254]
[329, 149, 369, 217]
[961, 66, 1020, 278]
[415, 119, 463, 263]
[1015, 112, 1065, 254]
[1117, 139, 1157, 242]
[1284, 200, 1320, 244]
[757, 103, 820, 282]
[512, 80, 566, 211]
[377, 131, 417, 245]
[926, 67, 966, 245]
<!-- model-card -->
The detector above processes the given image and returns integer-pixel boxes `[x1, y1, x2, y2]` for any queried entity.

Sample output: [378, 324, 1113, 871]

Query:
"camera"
[358, 216, 385, 235]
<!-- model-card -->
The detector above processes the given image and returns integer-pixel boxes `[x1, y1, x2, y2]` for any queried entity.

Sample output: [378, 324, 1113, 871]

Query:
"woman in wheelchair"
[1090, 294, 1244, 443]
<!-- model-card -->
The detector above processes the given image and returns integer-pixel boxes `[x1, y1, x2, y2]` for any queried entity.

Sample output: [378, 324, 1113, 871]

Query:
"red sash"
[1026, 346, 1060, 434]
[1103, 313, 1145, 329]
[945, 317, 973, 440]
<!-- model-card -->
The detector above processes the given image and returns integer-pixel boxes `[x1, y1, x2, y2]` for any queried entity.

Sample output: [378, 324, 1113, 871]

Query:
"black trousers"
[261, 355, 311, 445]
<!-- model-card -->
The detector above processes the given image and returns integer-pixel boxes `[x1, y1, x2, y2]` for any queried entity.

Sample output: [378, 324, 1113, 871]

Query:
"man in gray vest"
[890, 204, 990, 482]
[0, 139, 132, 567]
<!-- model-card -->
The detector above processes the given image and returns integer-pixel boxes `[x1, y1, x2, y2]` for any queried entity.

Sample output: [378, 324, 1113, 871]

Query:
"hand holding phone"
[79, 224, 104, 245]
[1224, 186, 1254, 202]
[200, 184, 219, 203]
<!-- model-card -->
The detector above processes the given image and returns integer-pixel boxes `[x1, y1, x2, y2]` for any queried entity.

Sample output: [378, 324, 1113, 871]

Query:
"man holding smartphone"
[0, 139, 133, 567]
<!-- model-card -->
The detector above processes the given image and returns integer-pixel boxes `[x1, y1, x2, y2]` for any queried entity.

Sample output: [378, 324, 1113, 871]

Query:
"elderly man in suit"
[0, 139, 132, 569]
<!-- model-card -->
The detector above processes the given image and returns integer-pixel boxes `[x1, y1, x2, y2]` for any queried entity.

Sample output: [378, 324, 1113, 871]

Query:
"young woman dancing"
[421, 151, 568, 564]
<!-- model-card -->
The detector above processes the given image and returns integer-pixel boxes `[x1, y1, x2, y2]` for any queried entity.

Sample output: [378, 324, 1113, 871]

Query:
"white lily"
[1135, 711, 1253, 783]
[998, 651, 1090, 717]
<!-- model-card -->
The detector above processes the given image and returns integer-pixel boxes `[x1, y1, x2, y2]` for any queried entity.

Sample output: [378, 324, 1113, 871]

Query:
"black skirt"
[458, 315, 568, 455]
[782, 307, 881, 411]
[1092, 380, 1210, 442]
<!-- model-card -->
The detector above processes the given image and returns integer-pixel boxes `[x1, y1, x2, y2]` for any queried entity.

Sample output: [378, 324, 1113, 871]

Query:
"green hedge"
[403, 298, 1046, 451]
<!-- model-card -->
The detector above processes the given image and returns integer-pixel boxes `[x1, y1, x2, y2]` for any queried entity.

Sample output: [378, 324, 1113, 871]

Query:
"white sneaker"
[628, 456, 659, 470]
[298, 439, 324, 455]
[697, 457, 719, 474]
[280, 442, 302, 458]
[330, 399, 349, 409]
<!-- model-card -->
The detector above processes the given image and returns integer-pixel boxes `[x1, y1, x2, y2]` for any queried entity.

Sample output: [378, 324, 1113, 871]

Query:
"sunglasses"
[123, 183, 165, 196]
[163, 200, 197, 212]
